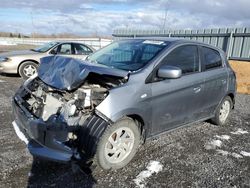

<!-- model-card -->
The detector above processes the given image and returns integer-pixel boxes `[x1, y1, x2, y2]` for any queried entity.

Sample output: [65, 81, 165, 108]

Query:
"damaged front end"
[12, 56, 128, 162]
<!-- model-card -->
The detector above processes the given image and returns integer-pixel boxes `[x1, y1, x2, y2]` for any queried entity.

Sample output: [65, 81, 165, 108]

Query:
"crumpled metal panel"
[38, 56, 128, 91]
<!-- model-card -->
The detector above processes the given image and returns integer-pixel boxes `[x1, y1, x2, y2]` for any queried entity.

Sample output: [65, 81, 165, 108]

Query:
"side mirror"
[157, 65, 182, 79]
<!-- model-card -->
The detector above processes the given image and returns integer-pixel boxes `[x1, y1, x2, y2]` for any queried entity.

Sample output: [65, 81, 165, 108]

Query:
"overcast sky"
[0, 0, 250, 35]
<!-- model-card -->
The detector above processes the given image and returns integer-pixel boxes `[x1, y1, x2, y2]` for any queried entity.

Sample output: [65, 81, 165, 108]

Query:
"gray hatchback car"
[12, 38, 236, 170]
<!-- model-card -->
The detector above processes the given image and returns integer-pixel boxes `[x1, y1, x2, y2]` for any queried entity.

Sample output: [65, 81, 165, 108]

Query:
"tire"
[210, 96, 232, 126]
[95, 117, 141, 170]
[19, 61, 38, 79]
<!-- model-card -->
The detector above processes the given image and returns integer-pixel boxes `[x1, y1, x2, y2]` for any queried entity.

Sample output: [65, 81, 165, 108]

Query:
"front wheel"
[210, 96, 232, 126]
[19, 61, 38, 79]
[95, 118, 141, 170]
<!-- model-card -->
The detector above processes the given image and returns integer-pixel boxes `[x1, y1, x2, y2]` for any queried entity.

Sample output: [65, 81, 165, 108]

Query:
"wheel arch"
[227, 92, 235, 109]
[17, 59, 39, 74]
[127, 114, 147, 143]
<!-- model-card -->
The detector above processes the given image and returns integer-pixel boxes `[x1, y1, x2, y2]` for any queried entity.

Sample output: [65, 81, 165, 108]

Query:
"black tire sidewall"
[19, 61, 38, 79]
[96, 118, 140, 170]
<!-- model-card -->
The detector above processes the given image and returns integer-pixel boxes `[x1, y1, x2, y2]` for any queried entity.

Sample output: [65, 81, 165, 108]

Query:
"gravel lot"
[0, 74, 250, 188]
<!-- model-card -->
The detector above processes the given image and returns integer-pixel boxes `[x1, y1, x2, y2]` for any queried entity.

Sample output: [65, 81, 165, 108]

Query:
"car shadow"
[0, 72, 20, 78]
[27, 157, 97, 187]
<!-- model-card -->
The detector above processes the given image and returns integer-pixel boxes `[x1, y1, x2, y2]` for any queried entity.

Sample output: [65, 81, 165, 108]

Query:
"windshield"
[87, 39, 169, 71]
[32, 42, 59, 53]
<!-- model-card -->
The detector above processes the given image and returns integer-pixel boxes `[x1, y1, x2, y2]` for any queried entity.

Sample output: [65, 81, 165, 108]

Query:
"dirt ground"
[229, 60, 250, 95]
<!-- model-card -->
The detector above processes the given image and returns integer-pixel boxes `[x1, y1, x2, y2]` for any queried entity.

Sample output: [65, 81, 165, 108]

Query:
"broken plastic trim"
[77, 114, 109, 157]
[95, 109, 113, 125]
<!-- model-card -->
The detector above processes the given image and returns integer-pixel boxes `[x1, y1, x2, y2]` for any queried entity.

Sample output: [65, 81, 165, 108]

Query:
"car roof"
[51, 41, 95, 50]
[122, 37, 181, 42]
[54, 41, 86, 44]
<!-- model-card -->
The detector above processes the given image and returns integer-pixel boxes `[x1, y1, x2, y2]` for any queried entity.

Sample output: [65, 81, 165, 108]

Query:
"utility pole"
[162, 8, 168, 30]
[161, 0, 169, 31]
[30, 10, 35, 38]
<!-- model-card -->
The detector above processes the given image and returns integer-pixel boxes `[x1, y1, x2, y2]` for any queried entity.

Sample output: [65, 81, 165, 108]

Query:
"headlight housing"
[0, 57, 9, 62]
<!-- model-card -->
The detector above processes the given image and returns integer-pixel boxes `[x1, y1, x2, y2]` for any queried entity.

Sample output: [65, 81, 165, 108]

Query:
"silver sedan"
[0, 41, 95, 79]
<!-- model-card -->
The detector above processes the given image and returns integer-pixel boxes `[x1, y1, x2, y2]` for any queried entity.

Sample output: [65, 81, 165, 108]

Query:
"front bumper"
[0, 61, 18, 74]
[12, 95, 74, 163]
[12, 86, 109, 163]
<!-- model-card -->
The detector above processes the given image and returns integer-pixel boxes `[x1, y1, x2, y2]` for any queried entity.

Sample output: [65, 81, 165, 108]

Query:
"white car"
[0, 41, 95, 79]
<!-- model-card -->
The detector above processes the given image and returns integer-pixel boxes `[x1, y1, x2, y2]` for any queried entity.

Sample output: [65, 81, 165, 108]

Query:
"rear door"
[200, 46, 228, 116]
[150, 45, 206, 135]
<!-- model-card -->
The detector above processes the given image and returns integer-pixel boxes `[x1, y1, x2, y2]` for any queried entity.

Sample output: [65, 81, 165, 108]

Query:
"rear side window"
[202, 47, 222, 70]
[74, 44, 93, 55]
[164, 45, 199, 74]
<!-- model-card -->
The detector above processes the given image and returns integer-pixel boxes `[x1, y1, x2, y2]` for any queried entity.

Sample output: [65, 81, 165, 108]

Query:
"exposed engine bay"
[12, 56, 129, 161]
[14, 73, 127, 158]
[22, 73, 124, 126]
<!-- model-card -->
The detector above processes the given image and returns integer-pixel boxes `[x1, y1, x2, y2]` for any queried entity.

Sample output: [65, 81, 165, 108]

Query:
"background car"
[0, 41, 95, 79]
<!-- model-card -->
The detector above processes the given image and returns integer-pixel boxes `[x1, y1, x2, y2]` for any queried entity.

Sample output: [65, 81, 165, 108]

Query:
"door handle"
[193, 87, 201, 93]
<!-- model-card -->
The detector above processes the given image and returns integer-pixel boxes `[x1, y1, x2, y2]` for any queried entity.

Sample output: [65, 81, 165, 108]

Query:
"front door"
[150, 45, 205, 135]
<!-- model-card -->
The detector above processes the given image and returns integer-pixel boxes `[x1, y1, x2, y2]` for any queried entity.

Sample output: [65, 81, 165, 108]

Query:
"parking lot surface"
[0, 74, 250, 188]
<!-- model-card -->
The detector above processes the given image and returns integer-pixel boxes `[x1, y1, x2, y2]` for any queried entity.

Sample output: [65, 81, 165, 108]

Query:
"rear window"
[202, 47, 222, 70]
[74, 44, 93, 55]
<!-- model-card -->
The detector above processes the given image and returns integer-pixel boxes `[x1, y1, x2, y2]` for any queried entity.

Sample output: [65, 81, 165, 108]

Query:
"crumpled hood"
[0, 50, 39, 57]
[38, 56, 128, 91]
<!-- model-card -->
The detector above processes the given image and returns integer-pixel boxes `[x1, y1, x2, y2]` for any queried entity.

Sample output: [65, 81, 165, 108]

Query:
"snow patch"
[216, 150, 243, 159]
[0, 80, 6, 83]
[215, 135, 230, 140]
[134, 160, 163, 188]
[216, 149, 230, 156]
[240, 151, 250, 157]
[230, 128, 248, 135]
[0, 40, 16, 45]
[231, 152, 243, 159]
[205, 140, 222, 150]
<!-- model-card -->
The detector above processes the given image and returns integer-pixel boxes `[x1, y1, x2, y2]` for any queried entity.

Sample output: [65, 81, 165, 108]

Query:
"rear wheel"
[95, 118, 140, 170]
[19, 61, 38, 79]
[210, 96, 232, 126]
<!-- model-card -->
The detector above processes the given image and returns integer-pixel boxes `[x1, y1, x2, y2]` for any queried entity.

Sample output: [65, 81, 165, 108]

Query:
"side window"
[74, 44, 93, 55]
[163, 45, 199, 74]
[57, 44, 72, 54]
[202, 47, 222, 70]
